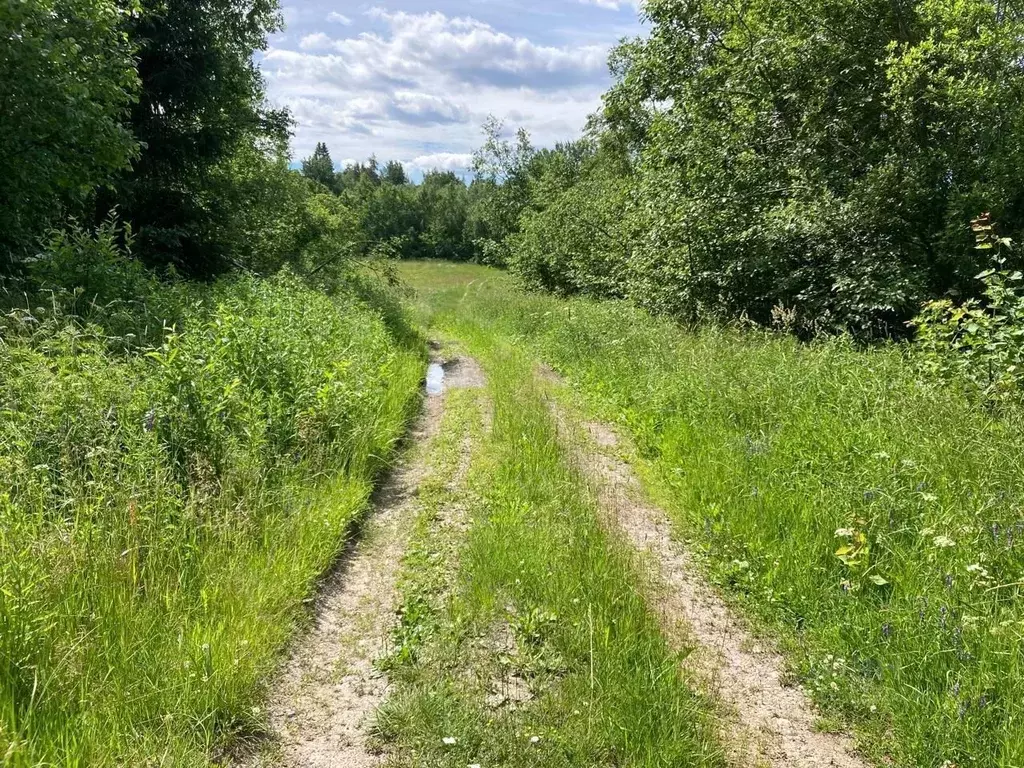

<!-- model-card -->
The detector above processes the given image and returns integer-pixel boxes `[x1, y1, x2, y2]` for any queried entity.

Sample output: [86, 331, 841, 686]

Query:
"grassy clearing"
[376, 334, 723, 768]
[0, 274, 422, 766]
[401, 260, 1024, 768]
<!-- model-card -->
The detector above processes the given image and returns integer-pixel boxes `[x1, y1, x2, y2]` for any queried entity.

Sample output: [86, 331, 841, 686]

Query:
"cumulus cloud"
[271, 9, 608, 92]
[407, 152, 475, 173]
[263, 5, 638, 167]
[577, 0, 640, 8]
[299, 32, 333, 50]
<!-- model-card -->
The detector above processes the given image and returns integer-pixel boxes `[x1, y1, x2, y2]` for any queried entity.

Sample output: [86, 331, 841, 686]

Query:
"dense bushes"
[480, 0, 1024, 338]
[0, 256, 421, 764]
[610, 0, 1024, 334]
[0, 2, 430, 763]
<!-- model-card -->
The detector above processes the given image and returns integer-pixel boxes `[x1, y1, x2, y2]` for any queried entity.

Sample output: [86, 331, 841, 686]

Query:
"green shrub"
[913, 217, 1024, 400]
[914, 267, 1024, 400]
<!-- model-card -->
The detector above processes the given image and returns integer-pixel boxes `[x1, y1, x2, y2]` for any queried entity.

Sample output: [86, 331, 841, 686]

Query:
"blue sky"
[262, 2, 644, 176]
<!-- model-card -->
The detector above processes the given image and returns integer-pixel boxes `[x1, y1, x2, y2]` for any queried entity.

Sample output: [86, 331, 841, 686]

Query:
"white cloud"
[577, 0, 640, 8]
[407, 152, 475, 173]
[286, 9, 608, 91]
[299, 32, 333, 50]
[326, 11, 352, 24]
[262, 6, 635, 167]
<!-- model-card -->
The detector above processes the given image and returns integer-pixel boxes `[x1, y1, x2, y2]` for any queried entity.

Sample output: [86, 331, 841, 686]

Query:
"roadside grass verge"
[0, 273, 423, 766]
[401, 261, 1024, 768]
[376, 335, 723, 768]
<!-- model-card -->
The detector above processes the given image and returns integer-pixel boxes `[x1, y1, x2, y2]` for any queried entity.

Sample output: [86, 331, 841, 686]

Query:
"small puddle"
[426, 363, 445, 396]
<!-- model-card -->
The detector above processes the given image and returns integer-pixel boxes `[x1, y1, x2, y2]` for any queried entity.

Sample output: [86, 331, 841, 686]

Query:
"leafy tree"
[101, 0, 287, 277]
[603, 0, 1024, 335]
[338, 160, 382, 190]
[301, 142, 340, 193]
[363, 182, 424, 255]
[419, 171, 472, 260]
[470, 117, 535, 264]
[511, 140, 632, 296]
[0, 0, 139, 272]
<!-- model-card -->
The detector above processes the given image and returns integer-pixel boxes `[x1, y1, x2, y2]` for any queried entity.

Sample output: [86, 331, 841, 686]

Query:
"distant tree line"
[294, 118, 533, 265]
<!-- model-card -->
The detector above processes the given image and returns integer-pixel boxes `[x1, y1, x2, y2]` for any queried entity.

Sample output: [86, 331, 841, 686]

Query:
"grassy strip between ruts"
[400, 260, 1024, 768]
[375, 334, 723, 768]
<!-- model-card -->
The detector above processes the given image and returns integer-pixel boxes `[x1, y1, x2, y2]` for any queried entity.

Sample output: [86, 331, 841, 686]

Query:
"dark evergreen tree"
[301, 143, 339, 192]
[383, 160, 409, 185]
[100, 0, 288, 277]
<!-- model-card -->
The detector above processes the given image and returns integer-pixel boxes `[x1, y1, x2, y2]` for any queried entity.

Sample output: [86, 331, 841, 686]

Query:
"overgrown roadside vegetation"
[403, 261, 1024, 768]
[1, 2, 434, 764]
[0, 273, 422, 765]
[377, 330, 723, 768]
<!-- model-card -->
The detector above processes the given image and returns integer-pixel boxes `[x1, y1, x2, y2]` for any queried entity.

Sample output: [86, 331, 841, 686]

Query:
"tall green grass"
[377, 336, 722, 768]
[0, 272, 422, 765]
[403, 261, 1024, 768]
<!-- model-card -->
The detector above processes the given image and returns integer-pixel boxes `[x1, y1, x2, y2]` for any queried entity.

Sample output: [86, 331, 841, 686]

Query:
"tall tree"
[469, 117, 535, 264]
[606, 0, 1024, 335]
[382, 160, 409, 185]
[301, 142, 339, 192]
[102, 0, 287, 277]
[0, 0, 139, 272]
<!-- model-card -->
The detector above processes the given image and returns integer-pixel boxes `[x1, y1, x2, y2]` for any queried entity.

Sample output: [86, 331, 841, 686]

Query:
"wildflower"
[932, 535, 955, 548]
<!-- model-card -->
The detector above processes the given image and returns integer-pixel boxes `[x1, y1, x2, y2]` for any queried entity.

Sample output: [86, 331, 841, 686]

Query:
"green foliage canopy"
[605, 0, 1024, 334]
[0, 0, 139, 270]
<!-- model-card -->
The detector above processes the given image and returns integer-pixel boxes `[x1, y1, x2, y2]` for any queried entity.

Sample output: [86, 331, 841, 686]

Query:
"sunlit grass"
[402, 260, 1024, 768]
[377, 333, 723, 768]
[0, 274, 423, 765]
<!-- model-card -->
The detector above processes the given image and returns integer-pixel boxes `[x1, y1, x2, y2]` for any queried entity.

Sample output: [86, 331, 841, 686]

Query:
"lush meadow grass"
[402, 260, 1024, 768]
[377, 339, 723, 768]
[0, 273, 422, 766]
